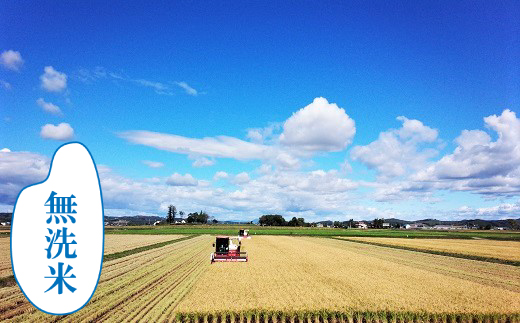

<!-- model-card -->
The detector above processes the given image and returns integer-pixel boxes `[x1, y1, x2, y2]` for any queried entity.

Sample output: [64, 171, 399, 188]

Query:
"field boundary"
[174, 309, 520, 323]
[331, 237, 520, 266]
[105, 226, 520, 241]
[103, 235, 200, 262]
[0, 235, 201, 289]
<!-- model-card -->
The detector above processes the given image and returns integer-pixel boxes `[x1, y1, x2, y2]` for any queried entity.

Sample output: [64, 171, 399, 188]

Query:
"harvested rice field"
[103, 234, 185, 254]
[343, 237, 520, 263]
[1, 234, 519, 322]
[0, 234, 187, 279]
[176, 236, 520, 318]
[0, 235, 212, 321]
[0, 238, 10, 278]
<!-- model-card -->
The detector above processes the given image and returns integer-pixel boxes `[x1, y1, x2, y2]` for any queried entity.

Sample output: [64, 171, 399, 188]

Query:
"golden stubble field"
[176, 236, 520, 315]
[0, 234, 519, 322]
[0, 234, 185, 280]
[344, 237, 520, 262]
[0, 235, 213, 321]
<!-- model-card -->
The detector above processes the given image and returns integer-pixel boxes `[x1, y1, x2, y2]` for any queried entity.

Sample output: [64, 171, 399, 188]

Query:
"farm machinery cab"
[238, 229, 251, 240]
[211, 236, 248, 263]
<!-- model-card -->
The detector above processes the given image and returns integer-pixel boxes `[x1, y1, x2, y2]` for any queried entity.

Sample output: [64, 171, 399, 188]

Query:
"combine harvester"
[238, 229, 251, 240]
[210, 236, 248, 263]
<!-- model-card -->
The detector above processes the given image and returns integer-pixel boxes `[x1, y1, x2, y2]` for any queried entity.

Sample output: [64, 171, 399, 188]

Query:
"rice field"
[103, 234, 184, 254]
[0, 234, 186, 280]
[0, 234, 212, 321]
[0, 234, 519, 322]
[343, 237, 520, 263]
[174, 236, 520, 322]
[0, 238, 10, 278]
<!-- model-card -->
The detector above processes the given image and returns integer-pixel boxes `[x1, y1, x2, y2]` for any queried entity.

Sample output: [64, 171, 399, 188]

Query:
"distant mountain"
[0, 212, 519, 228]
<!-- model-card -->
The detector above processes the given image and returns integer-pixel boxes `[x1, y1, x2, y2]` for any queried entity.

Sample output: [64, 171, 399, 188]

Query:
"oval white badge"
[11, 142, 104, 315]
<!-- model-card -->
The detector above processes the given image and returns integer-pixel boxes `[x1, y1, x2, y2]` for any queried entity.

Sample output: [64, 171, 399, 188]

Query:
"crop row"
[174, 310, 520, 323]
[340, 237, 520, 265]
[176, 236, 520, 314]
[0, 235, 213, 321]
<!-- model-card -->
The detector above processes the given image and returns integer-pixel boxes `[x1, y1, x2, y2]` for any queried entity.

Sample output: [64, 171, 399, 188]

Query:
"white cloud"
[135, 79, 171, 94]
[0, 50, 24, 71]
[175, 81, 198, 96]
[36, 98, 63, 116]
[232, 172, 250, 185]
[246, 123, 281, 144]
[40, 123, 74, 140]
[119, 130, 273, 160]
[452, 202, 520, 220]
[192, 157, 215, 167]
[142, 160, 164, 168]
[0, 80, 12, 90]
[76, 67, 199, 96]
[119, 98, 359, 170]
[351, 116, 438, 179]
[166, 173, 198, 186]
[279, 97, 356, 152]
[475, 202, 520, 218]
[40, 66, 67, 92]
[413, 109, 520, 196]
[0, 150, 49, 204]
[213, 171, 229, 181]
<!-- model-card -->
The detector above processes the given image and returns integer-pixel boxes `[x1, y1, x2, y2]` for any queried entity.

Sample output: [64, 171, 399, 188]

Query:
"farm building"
[405, 223, 429, 230]
[111, 219, 129, 226]
[356, 222, 368, 229]
[433, 224, 468, 230]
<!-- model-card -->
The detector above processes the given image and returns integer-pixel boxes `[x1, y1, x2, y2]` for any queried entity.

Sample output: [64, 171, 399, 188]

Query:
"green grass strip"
[331, 237, 520, 266]
[105, 225, 520, 241]
[103, 234, 200, 262]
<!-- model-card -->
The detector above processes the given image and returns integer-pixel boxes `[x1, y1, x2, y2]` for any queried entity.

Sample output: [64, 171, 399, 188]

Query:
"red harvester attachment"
[210, 236, 248, 263]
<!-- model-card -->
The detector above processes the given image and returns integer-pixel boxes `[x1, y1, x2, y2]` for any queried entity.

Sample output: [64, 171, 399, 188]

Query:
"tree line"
[165, 205, 217, 224]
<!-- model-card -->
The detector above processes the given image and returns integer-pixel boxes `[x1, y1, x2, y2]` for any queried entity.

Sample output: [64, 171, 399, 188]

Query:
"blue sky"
[1, 1, 519, 221]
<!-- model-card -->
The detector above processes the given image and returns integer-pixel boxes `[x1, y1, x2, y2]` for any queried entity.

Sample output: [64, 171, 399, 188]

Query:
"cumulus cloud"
[40, 123, 74, 140]
[1, 148, 11, 152]
[0, 50, 24, 71]
[36, 98, 63, 116]
[413, 109, 520, 196]
[40, 66, 67, 92]
[142, 160, 164, 168]
[232, 172, 250, 185]
[279, 97, 356, 152]
[166, 173, 198, 186]
[0, 80, 12, 90]
[351, 116, 438, 179]
[119, 98, 359, 170]
[175, 81, 198, 96]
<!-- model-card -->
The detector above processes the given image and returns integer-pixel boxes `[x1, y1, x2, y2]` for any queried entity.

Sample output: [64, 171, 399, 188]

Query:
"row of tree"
[259, 215, 308, 226]
[166, 205, 216, 224]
